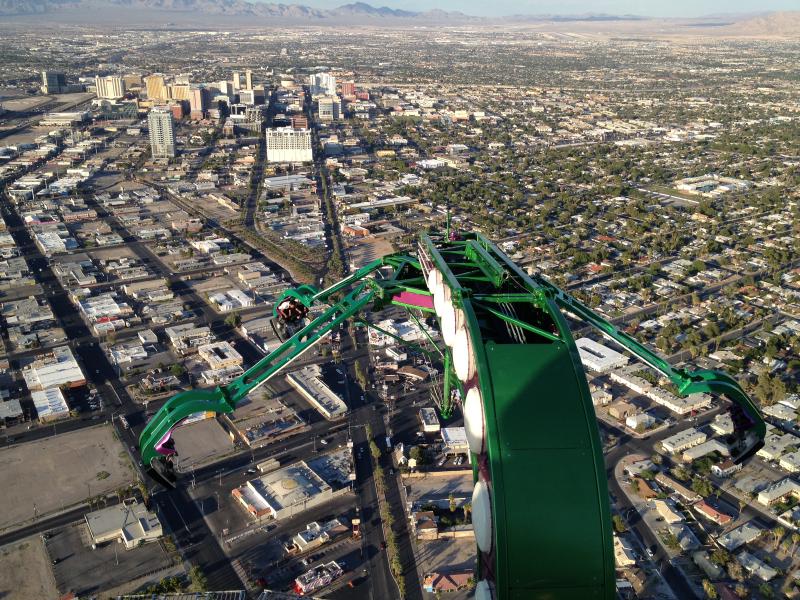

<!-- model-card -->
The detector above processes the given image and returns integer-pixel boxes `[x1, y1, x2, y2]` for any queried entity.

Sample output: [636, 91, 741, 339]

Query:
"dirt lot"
[0, 535, 58, 600]
[0, 425, 133, 530]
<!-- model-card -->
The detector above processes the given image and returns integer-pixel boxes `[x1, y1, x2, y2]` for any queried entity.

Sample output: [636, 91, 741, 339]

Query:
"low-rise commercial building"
[419, 407, 440, 433]
[441, 427, 469, 456]
[286, 365, 347, 420]
[198, 341, 243, 370]
[292, 518, 349, 553]
[575, 338, 629, 373]
[85, 499, 162, 549]
[22, 346, 86, 391]
[165, 323, 213, 355]
[31, 388, 70, 422]
[232, 458, 351, 522]
[661, 428, 707, 454]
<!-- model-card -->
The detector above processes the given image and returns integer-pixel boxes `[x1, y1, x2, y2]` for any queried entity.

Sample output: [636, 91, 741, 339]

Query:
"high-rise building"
[308, 72, 336, 96]
[145, 74, 169, 101]
[41, 71, 66, 95]
[218, 80, 232, 96]
[266, 127, 312, 163]
[232, 71, 240, 91]
[94, 75, 126, 99]
[245, 70, 253, 91]
[317, 96, 341, 122]
[239, 89, 256, 106]
[341, 81, 356, 97]
[148, 107, 176, 159]
[189, 87, 208, 117]
[170, 83, 191, 101]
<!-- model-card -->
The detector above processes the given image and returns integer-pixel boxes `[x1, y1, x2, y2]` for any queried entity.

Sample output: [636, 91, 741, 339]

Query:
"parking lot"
[47, 522, 173, 597]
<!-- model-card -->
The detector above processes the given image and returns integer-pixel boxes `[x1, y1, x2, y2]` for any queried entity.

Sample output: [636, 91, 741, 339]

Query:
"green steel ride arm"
[532, 276, 765, 462]
[471, 234, 766, 464]
[138, 254, 427, 485]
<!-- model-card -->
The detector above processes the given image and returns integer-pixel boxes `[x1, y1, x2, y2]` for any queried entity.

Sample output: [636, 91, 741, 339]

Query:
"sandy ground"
[0, 535, 58, 600]
[0, 425, 133, 531]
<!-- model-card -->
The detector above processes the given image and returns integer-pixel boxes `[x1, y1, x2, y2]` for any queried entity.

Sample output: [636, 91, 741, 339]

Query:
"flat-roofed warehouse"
[232, 458, 351, 521]
[575, 338, 629, 373]
[21, 345, 85, 391]
[286, 364, 347, 420]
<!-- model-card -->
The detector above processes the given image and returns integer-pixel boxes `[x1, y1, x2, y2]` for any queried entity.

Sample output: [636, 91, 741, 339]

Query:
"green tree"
[612, 514, 627, 533]
[170, 363, 185, 377]
[224, 312, 242, 328]
[691, 477, 714, 498]
[702, 579, 718, 599]
[354, 360, 368, 390]
[370, 440, 381, 459]
[188, 565, 208, 592]
[449, 493, 457, 513]
[710, 548, 730, 566]
[409, 446, 426, 465]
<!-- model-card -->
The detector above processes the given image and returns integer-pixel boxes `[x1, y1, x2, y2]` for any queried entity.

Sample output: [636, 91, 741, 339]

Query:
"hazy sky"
[295, 0, 799, 17]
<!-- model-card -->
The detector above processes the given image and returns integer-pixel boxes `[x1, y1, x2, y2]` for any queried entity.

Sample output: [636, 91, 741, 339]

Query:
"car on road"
[246, 468, 257, 474]
[646, 545, 656, 558]
[319, 439, 328, 445]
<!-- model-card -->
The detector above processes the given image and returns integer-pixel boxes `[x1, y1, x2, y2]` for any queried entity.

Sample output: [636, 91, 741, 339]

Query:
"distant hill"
[0, 0, 470, 20]
[0, 0, 797, 39]
[720, 11, 800, 36]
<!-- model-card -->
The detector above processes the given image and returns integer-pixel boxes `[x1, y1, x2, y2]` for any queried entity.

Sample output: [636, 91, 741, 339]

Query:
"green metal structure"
[139, 230, 765, 600]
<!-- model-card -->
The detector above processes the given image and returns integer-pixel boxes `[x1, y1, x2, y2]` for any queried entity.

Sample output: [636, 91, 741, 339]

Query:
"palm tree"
[792, 532, 800, 556]
[773, 526, 786, 550]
